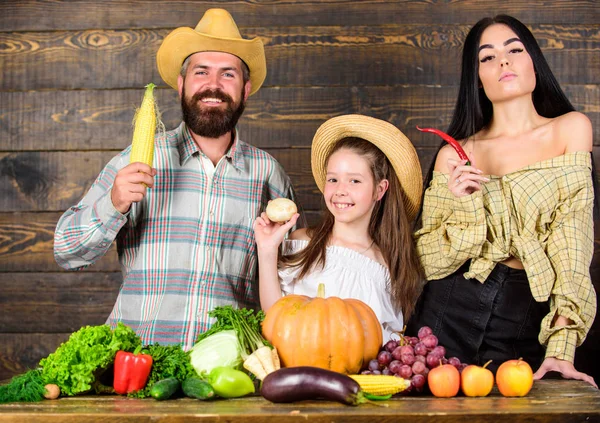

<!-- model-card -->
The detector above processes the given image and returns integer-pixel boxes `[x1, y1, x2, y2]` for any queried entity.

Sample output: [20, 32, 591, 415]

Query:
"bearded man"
[54, 9, 298, 349]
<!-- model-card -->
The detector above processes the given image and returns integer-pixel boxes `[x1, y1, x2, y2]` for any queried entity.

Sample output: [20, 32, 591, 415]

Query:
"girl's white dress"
[278, 239, 404, 343]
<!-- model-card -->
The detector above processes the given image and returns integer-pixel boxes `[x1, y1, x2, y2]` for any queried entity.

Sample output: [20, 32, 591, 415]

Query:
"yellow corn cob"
[130, 83, 160, 166]
[349, 375, 411, 396]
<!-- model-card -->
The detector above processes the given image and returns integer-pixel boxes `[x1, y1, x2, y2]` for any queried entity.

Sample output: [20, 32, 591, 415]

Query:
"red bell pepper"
[113, 346, 153, 394]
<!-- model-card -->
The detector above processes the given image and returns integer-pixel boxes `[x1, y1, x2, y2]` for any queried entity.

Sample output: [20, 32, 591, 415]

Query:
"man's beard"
[181, 86, 246, 138]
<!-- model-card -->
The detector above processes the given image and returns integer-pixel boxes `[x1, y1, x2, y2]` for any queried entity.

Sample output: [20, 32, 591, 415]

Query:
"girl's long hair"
[281, 137, 423, 319]
[418, 14, 599, 223]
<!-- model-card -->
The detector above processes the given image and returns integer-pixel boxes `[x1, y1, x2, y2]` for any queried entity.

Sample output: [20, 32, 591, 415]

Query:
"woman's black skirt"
[406, 261, 550, 372]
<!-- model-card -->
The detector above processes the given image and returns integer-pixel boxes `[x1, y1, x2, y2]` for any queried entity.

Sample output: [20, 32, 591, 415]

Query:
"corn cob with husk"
[130, 83, 163, 166]
[349, 374, 411, 396]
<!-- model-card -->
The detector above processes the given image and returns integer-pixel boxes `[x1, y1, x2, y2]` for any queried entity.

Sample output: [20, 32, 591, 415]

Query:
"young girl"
[407, 15, 597, 387]
[254, 114, 424, 342]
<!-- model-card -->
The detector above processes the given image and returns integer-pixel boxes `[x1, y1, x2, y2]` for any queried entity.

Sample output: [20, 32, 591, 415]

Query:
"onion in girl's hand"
[266, 198, 298, 222]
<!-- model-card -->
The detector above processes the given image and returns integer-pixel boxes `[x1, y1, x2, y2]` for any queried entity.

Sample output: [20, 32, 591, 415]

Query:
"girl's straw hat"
[311, 115, 423, 221]
[156, 8, 266, 95]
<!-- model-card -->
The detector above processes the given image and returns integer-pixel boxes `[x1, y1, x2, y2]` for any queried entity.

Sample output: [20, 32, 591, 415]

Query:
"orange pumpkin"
[262, 284, 383, 374]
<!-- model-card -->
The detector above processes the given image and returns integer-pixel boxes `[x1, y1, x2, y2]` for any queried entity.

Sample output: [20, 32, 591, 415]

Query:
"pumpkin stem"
[317, 283, 325, 298]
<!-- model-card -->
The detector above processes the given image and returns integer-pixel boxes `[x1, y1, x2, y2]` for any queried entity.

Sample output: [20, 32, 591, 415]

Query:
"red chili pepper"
[113, 347, 153, 394]
[416, 126, 471, 166]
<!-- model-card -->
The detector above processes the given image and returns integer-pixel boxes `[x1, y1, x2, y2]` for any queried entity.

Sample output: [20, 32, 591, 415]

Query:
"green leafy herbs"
[196, 306, 270, 358]
[39, 322, 141, 396]
[0, 370, 46, 403]
[129, 344, 196, 398]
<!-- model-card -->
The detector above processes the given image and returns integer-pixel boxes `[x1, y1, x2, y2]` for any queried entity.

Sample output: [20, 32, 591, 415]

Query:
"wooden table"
[0, 380, 599, 422]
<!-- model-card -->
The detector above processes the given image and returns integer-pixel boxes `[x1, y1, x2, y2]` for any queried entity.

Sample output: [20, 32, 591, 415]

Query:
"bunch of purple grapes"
[361, 326, 467, 393]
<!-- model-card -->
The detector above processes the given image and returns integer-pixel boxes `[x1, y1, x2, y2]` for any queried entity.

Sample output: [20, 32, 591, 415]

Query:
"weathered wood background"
[0, 0, 598, 383]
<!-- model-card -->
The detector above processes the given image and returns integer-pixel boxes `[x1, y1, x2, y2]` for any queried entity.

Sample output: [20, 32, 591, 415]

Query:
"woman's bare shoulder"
[555, 112, 593, 153]
[433, 143, 463, 172]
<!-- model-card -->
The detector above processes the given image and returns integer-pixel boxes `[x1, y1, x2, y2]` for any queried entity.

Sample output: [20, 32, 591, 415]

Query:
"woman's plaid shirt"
[415, 151, 596, 362]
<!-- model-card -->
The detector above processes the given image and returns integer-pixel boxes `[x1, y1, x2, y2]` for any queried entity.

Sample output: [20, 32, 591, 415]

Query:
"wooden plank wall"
[0, 0, 598, 382]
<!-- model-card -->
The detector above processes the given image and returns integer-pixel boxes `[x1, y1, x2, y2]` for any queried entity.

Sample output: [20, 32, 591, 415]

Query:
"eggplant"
[260, 366, 365, 406]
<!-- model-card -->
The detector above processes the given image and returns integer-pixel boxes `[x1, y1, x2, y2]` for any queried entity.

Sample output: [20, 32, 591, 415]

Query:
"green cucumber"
[149, 377, 180, 401]
[182, 377, 215, 400]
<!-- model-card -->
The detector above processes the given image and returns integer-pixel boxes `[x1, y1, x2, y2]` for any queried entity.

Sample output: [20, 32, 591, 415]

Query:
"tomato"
[208, 366, 255, 398]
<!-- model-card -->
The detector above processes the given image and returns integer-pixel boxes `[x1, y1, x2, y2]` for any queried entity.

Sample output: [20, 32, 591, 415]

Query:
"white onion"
[266, 198, 297, 222]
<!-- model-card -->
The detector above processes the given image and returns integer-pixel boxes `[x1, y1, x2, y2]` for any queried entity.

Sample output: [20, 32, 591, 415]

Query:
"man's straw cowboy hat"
[311, 115, 423, 221]
[156, 8, 266, 95]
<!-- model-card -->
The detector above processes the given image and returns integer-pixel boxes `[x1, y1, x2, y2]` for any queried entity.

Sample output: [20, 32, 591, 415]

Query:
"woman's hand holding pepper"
[447, 158, 489, 197]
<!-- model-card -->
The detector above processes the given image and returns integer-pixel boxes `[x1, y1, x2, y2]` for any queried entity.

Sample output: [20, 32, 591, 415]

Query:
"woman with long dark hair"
[407, 15, 597, 387]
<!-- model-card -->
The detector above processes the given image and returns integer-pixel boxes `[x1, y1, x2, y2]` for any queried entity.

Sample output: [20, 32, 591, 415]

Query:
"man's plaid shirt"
[55, 122, 296, 349]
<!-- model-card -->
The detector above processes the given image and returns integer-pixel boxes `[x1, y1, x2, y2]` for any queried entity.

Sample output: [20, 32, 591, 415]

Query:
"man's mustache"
[191, 89, 234, 105]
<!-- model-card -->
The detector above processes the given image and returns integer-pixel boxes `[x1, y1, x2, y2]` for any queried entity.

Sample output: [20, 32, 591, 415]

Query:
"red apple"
[427, 362, 460, 397]
[461, 360, 494, 397]
[496, 358, 534, 397]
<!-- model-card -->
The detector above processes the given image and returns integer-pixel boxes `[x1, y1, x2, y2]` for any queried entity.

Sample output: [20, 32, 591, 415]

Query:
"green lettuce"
[39, 322, 141, 396]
